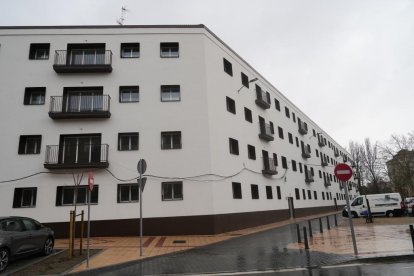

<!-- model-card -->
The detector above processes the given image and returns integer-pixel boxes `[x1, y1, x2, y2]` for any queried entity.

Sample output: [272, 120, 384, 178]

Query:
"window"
[24, 87, 45, 105]
[276, 186, 281, 199]
[266, 186, 273, 199]
[247, 144, 256, 160]
[119, 86, 139, 102]
[251, 184, 259, 199]
[322, 192, 325, 200]
[161, 85, 180, 102]
[311, 167, 314, 176]
[244, 107, 252, 123]
[223, 58, 233, 76]
[292, 112, 296, 123]
[292, 160, 297, 171]
[160, 42, 179, 58]
[226, 97, 236, 114]
[120, 43, 140, 58]
[313, 129, 316, 136]
[273, 153, 278, 166]
[13, 188, 37, 208]
[274, 99, 280, 111]
[162, 182, 183, 200]
[302, 189, 306, 200]
[229, 138, 239, 155]
[278, 127, 284, 139]
[288, 133, 293, 144]
[319, 170, 322, 179]
[118, 132, 139, 151]
[281, 156, 287, 169]
[314, 191, 317, 200]
[117, 184, 139, 203]
[232, 182, 242, 199]
[241, 72, 249, 87]
[316, 149, 319, 157]
[308, 190, 312, 199]
[295, 137, 299, 147]
[18, 135, 41, 154]
[161, 131, 182, 149]
[56, 185, 99, 206]
[295, 188, 300, 200]
[299, 162, 303, 173]
[285, 107, 290, 118]
[29, 43, 50, 60]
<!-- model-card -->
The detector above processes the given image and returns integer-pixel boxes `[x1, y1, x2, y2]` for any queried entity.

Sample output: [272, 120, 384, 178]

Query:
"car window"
[0, 221, 6, 231]
[351, 197, 363, 206]
[4, 219, 24, 232]
[21, 219, 38, 231]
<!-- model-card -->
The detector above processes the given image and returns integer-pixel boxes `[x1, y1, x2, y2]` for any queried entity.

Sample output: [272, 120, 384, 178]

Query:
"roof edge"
[0, 24, 206, 30]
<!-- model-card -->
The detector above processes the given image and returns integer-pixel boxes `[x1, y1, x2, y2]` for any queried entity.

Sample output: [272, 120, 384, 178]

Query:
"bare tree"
[362, 138, 383, 194]
[348, 141, 365, 191]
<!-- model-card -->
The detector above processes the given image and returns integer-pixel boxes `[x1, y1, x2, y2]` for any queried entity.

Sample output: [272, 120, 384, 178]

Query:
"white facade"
[0, 25, 358, 236]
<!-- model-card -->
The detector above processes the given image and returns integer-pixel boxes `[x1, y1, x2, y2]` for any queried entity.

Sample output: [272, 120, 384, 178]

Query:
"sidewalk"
[55, 212, 414, 274]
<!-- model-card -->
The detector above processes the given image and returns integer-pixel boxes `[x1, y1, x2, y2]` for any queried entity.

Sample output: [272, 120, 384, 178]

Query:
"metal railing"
[54, 50, 112, 66]
[263, 157, 277, 173]
[45, 144, 109, 166]
[305, 170, 314, 183]
[49, 95, 111, 114]
[299, 121, 308, 135]
[256, 89, 270, 105]
[260, 122, 273, 137]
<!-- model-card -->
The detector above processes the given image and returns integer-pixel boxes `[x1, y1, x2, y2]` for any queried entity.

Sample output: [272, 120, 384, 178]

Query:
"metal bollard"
[303, 227, 309, 250]
[410, 225, 414, 250]
[319, 217, 323, 233]
[334, 214, 338, 227]
[326, 216, 330, 230]
[296, 223, 302, 243]
[308, 220, 313, 238]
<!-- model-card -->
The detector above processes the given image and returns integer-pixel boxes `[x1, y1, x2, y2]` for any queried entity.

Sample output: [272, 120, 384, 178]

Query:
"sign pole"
[87, 189, 91, 267]
[344, 181, 358, 255]
[139, 171, 143, 257]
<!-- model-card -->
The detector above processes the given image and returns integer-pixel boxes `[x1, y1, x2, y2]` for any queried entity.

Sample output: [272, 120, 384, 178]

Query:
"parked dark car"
[0, 216, 54, 273]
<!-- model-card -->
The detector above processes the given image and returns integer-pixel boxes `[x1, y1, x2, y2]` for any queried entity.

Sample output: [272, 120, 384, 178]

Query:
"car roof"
[0, 216, 29, 221]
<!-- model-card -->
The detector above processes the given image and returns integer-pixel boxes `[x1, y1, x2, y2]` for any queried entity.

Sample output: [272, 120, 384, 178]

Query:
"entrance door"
[288, 197, 295, 219]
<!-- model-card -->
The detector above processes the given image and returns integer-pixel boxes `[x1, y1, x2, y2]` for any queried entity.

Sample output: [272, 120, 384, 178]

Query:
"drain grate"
[172, 240, 187, 244]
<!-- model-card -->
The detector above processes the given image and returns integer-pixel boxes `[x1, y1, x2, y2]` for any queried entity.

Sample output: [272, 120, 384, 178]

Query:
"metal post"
[326, 216, 330, 230]
[69, 211, 73, 258]
[334, 214, 338, 227]
[71, 210, 76, 257]
[139, 173, 143, 256]
[410, 225, 414, 250]
[303, 227, 309, 250]
[87, 190, 91, 268]
[344, 185, 358, 255]
[319, 217, 323, 233]
[80, 210, 84, 255]
[308, 220, 313, 238]
[296, 223, 301, 243]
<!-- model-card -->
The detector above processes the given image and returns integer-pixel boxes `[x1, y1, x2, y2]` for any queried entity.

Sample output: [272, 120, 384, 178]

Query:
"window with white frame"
[119, 86, 139, 102]
[29, 43, 50, 60]
[162, 182, 183, 200]
[161, 85, 180, 102]
[56, 185, 98, 206]
[24, 87, 45, 105]
[118, 132, 139, 151]
[18, 135, 41, 154]
[13, 187, 37, 208]
[161, 131, 181, 149]
[120, 43, 140, 58]
[117, 184, 139, 203]
[160, 42, 179, 58]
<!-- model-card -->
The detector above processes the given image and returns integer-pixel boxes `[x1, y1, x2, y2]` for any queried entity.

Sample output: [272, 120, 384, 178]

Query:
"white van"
[342, 193, 404, 218]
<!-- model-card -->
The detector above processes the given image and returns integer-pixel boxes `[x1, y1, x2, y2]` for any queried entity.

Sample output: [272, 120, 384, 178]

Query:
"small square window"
[119, 86, 139, 103]
[226, 97, 236, 114]
[121, 43, 140, 58]
[266, 186, 273, 199]
[29, 43, 50, 60]
[241, 72, 249, 87]
[118, 132, 139, 151]
[274, 99, 280, 111]
[285, 107, 290, 118]
[56, 186, 98, 206]
[229, 138, 239, 155]
[281, 156, 287, 169]
[223, 58, 233, 76]
[161, 131, 181, 149]
[13, 188, 37, 208]
[162, 182, 183, 200]
[18, 135, 41, 154]
[251, 184, 259, 199]
[232, 182, 242, 199]
[244, 107, 252, 123]
[247, 144, 256, 160]
[278, 127, 284, 139]
[117, 184, 139, 203]
[24, 87, 45, 105]
[160, 42, 179, 58]
[161, 85, 180, 102]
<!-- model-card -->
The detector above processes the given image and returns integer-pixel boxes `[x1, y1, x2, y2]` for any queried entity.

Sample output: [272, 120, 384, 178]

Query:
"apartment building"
[0, 25, 358, 237]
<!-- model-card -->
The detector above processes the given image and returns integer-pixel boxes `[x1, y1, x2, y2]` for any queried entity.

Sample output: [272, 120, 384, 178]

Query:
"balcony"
[258, 122, 274, 141]
[334, 150, 339, 157]
[255, 89, 271, 109]
[305, 171, 314, 183]
[324, 178, 332, 187]
[298, 121, 308, 135]
[53, 50, 113, 73]
[318, 137, 325, 147]
[302, 148, 311, 159]
[262, 157, 278, 176]
[44, 144, 109, 169]
[321, 157, 328, 167]
[49, 95, 111, 119]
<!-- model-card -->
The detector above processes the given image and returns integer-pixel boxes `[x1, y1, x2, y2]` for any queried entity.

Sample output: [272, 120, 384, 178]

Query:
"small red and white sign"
[334, 163, 353, 182]
[88, 171, 94, 191]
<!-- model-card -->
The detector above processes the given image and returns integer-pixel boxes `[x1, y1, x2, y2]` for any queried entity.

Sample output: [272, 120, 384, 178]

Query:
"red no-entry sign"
[334, 163, 353, 182]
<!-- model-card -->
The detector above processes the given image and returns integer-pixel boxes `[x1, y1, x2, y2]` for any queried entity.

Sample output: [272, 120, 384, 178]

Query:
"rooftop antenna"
[116, 6, 129, 25]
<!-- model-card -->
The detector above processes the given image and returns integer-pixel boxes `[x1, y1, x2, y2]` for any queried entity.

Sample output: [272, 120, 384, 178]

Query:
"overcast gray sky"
[1, 0, 413, 148]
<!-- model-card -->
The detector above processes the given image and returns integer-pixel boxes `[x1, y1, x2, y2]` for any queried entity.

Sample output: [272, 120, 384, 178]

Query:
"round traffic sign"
[334, 163, 353, 182]
[137, 159, 147, 174]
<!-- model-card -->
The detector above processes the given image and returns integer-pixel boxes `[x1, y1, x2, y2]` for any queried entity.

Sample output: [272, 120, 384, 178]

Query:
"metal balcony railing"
[255, 89, 271, 109]
[262, 157, 277, 175]
[44, 144, 109, 169]
[298, 121, 308, 135]
[53, 50, 113, 73]
[49, 95, 111, 119]
[305, 170, 314, 183]
[259, 122, 274, 141]
[321, 157, 328, 166]
[325, 178, 332, 187]
[302, 148, 311, 159]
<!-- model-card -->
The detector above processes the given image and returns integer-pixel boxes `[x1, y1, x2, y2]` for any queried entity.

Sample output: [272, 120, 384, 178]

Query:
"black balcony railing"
[259, 122, 274, 141]
[44, 144, 109, 169]
[298, 122, 308, 135]
[262, 157, 277, 175]
[302, 148, 311, 159]
[321, 157, 328, 167]
[53, 50, 113, 73]
[49, 95, 111, 119]
[255, 89, 271, 109]
[305, 170, 314, 183]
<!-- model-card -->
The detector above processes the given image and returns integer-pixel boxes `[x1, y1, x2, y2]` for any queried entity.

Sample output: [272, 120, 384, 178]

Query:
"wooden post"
[69, 211, 74, 258]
